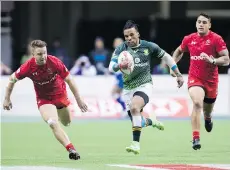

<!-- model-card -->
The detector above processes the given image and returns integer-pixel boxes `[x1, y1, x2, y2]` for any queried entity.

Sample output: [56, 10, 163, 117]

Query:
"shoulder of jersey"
[118, 42, 127, 50]
[48, 55, 61, 62]
[140, 40, 149, 45]
[186, 32, 197, 39]
[47, 55, 56, 59]
[23, 57, 34, 66]
[210, 31, 222, 39]
[140, 40, 154, 48]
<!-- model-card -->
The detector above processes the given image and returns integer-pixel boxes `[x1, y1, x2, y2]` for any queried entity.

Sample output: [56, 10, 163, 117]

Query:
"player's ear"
[209, 23, 211, 29]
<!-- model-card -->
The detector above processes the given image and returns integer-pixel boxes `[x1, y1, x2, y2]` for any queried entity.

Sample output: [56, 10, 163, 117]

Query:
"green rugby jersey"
[111, 40, 165, 90]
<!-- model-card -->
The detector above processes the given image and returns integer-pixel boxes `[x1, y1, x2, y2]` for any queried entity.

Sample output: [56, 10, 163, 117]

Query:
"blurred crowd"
[1, 34, 230, 76]
[0, 36, 170, 76]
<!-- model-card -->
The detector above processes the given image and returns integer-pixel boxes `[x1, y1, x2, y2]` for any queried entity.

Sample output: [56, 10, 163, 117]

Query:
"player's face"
[33, 47, 47, 65]
[123, 27, 140, 47]
[196, 16, 211, 36]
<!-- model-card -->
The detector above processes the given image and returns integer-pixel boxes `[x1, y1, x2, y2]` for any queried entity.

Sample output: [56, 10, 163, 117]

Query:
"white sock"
[132, 116, 142, 127]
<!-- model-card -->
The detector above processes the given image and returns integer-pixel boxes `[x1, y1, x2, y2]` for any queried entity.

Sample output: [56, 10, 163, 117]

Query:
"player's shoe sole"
[69, 149, 80, 160]
[126, 141, 140, 155]
[192, 139, 201, 150]
[205, 120, 213, 132]
[126, 147, 140, 155]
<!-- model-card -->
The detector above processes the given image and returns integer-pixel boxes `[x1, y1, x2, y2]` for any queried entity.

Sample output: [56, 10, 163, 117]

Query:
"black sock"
[132, 126, 141, 142]
[145, 118, 153, 126]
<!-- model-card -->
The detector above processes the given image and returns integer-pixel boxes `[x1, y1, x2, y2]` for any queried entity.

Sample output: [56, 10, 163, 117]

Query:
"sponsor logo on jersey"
[144, 49, 149, 56]
[134, 58, 140, 63]
[134, 62, 148, 67]
[205, 39, 211, 45]
[191, 55, 213, 60]
[191, 41, 196, 45]
[33, 74, 57, 85]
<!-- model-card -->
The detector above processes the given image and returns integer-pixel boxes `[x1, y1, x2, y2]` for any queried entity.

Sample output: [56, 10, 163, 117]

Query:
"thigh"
[203, 93, 217, 114]
[122, 89, 133, 111]
[188, 86, 205, 104]
[37, 98, 52, 109]
[39, 104, 59, 123]
[132, 83, 153, 108]
[135, 83, 153, 99]
[187, 76, 204, 90]
[204, 82, 218, 99]
[57, 105, 72, 123]
[131, 95, 146, 111]
[54, 93, 71, 109]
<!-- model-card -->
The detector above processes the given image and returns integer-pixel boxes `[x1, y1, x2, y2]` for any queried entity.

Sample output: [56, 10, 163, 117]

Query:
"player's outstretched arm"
[172, 46, 184, 63]
[3, 73, 18, 110]
[216, 49, 230, 66]
[64, 75, 88, 112]
[161, 52, 184, 88]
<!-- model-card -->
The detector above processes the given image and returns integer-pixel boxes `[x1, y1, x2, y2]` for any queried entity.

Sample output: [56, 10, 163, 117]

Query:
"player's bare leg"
[188, 86, 205, 150]
[203, 100, 215, 132]
[39, 104, 80, 160]
[57, 105, 80, 160]
[57, 106, 72, 126]
[126, 94, 146, 155]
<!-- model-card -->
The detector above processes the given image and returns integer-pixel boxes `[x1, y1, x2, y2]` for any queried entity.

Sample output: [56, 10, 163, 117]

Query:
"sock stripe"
[132, 126, 142, 131]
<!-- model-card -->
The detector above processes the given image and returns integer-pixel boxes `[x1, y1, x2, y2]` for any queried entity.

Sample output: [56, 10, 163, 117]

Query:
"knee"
[130, 105, 140, 115]
[47, 118, 59, 129]
[193, 100, 203, 110]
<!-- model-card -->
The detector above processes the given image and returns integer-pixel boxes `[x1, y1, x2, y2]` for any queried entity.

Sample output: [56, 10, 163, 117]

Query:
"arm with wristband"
[161, 52, 183, 77]
[109, 44, 127, 73]
[149, 42, 184, 88]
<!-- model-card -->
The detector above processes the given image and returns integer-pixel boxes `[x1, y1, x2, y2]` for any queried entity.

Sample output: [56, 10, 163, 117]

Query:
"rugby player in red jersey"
[3, 40, 88, 160]
[171, 13, 229, 150]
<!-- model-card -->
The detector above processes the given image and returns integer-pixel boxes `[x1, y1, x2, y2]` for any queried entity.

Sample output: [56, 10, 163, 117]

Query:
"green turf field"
[1, 119, 230, 170]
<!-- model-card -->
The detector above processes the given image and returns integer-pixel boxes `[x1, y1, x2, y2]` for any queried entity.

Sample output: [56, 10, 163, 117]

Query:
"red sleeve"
[56, 59, 70, 79]
[15, 61, 30, 80]
[215, 35, 227, 53]
[180, 35, 190, 52]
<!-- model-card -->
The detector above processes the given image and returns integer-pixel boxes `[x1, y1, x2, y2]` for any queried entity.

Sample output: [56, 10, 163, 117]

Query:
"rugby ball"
[118, 51, 134, 75]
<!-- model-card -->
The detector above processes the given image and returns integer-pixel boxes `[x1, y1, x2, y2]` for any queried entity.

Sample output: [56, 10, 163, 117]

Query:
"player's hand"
[119, 61, 130, 70]
[176, 74, 184, 88]
[170, 69, 177, 77]
[201, 52, 214, 64]
[76, 99, 88, 112]
[3, 98, 12, 110]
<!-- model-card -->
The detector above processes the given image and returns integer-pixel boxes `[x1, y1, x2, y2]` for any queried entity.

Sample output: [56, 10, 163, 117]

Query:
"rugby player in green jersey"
[109, 20, 184, 154]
